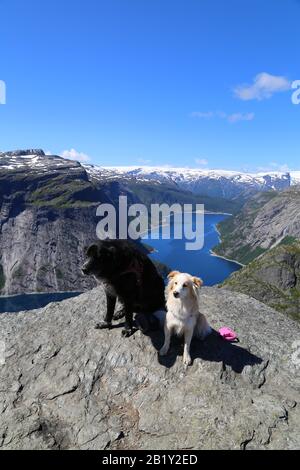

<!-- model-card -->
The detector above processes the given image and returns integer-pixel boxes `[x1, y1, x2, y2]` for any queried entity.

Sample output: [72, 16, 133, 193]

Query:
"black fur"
[82, 240, 166, 336]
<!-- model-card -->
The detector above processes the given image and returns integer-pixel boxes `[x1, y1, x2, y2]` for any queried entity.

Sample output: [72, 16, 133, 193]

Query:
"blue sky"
[0, 0, 299, 171]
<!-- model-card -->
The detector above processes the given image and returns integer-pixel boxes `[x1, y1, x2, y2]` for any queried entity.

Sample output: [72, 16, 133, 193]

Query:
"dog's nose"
[173, 291, 179, 298]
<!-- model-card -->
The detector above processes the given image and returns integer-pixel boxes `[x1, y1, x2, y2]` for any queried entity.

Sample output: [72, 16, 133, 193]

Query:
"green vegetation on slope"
[127, 180, 241, 214]
[222, 238, 300, 322]
[29, 178, 100, 208]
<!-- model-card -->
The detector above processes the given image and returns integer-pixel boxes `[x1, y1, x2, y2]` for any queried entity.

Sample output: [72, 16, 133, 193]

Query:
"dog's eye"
[183, 283, 188, 288]
[174, 282, 178, 285]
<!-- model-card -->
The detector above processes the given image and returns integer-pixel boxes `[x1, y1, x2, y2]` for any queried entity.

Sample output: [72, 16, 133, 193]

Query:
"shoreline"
[210, 219, 244, 267]
[209, 249, 245, 267]
[141, 213, 242, 269]
[203, 211, 232, 216]
[140, 210, 232, 239]
[0, 290, 82, 300]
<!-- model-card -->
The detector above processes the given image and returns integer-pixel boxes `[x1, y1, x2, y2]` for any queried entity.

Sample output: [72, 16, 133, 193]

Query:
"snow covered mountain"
[290, 171, 300, 186]
[0, 149, 294, 200]
[0, 149, 84, 175]
[86, 165, 292, 199]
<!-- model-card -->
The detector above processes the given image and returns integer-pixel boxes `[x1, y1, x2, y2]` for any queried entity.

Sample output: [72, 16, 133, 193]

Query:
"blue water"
[0, 291, 82, 314]
[142, 213, 241, 286]
[0, 214, 239, 313]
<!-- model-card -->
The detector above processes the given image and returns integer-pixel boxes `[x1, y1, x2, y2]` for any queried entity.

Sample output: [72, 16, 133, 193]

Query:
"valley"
[0, 149, 299, 323]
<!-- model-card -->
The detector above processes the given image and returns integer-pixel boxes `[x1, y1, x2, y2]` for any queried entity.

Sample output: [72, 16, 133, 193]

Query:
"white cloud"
[191, 110, 254, 124]
[234, 72, 291, 101]
[195, 158, 208, 166]
[60, 148, 91, 162]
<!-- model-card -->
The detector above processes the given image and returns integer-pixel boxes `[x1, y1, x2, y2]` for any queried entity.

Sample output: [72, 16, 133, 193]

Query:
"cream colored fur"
[159, 271, 211, 366]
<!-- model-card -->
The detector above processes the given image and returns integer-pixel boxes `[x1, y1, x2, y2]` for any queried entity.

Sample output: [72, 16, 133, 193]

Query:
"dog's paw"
[95, 321, 112, 330]
[159, 346, 169, 356]
[183, 354, 192, 366]
[121, 327, 135, 338]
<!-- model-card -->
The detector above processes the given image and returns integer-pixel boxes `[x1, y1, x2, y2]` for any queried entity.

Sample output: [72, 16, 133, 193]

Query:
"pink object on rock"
[219, 327, 238, 342]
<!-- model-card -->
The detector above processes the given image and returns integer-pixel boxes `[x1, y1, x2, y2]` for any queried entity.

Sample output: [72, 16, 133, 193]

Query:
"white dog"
[159, 271, 212, 366]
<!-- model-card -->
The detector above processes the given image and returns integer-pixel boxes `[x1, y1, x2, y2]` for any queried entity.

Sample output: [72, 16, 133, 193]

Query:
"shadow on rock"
[98, 317, 263, 374]
[147, 329, 263, 373]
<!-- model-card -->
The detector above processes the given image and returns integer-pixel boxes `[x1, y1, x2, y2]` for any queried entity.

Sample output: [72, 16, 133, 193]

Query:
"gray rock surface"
[0, 206, 98, 295]
[215, 187, 300, 265]
[0, 286, 299, 450]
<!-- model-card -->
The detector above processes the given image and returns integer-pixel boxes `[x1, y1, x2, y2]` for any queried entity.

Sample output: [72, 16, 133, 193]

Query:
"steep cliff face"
[0, 150, 113, 294]
[0, 287, 299, 450]
[214, 188, 300, 265]
[0, 206, 98, 295]
[222, 240, 300, 321]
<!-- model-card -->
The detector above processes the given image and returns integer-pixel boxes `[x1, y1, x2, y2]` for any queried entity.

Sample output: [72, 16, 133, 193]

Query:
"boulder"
[0, 286, 299, 449]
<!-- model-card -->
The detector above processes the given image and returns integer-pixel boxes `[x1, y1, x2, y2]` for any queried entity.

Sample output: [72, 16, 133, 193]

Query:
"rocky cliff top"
[0, 149, 46, 157]
[0, 286, 299, 450]
[0, 149, 82, 174]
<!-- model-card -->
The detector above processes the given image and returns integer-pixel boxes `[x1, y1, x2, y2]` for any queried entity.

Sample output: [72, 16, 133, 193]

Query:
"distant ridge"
[0, 149, 294, 199]
[84, 163, 292, 199]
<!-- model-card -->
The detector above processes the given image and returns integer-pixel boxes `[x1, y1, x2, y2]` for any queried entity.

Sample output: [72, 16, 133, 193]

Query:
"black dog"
[82, 240, 166, 337]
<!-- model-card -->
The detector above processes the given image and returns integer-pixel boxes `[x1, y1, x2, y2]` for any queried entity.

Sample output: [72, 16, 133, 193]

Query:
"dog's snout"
[173, 291, 180, 298]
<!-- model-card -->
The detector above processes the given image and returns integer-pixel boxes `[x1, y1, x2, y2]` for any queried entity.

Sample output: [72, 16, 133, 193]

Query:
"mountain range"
[0, 149, 296, 201]
[86, 164, 293, 199]
[0, 149, 241, 295]
[1, 148, 300, 319]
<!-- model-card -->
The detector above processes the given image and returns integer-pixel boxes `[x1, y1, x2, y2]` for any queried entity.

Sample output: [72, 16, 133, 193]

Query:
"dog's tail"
[153, 309, 167, 328]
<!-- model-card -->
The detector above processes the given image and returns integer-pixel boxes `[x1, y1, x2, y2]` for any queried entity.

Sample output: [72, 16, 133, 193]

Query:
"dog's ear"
[193, 277, 203, 288]
[168, 271, 180, 279]
[86, 244, 99, 257]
